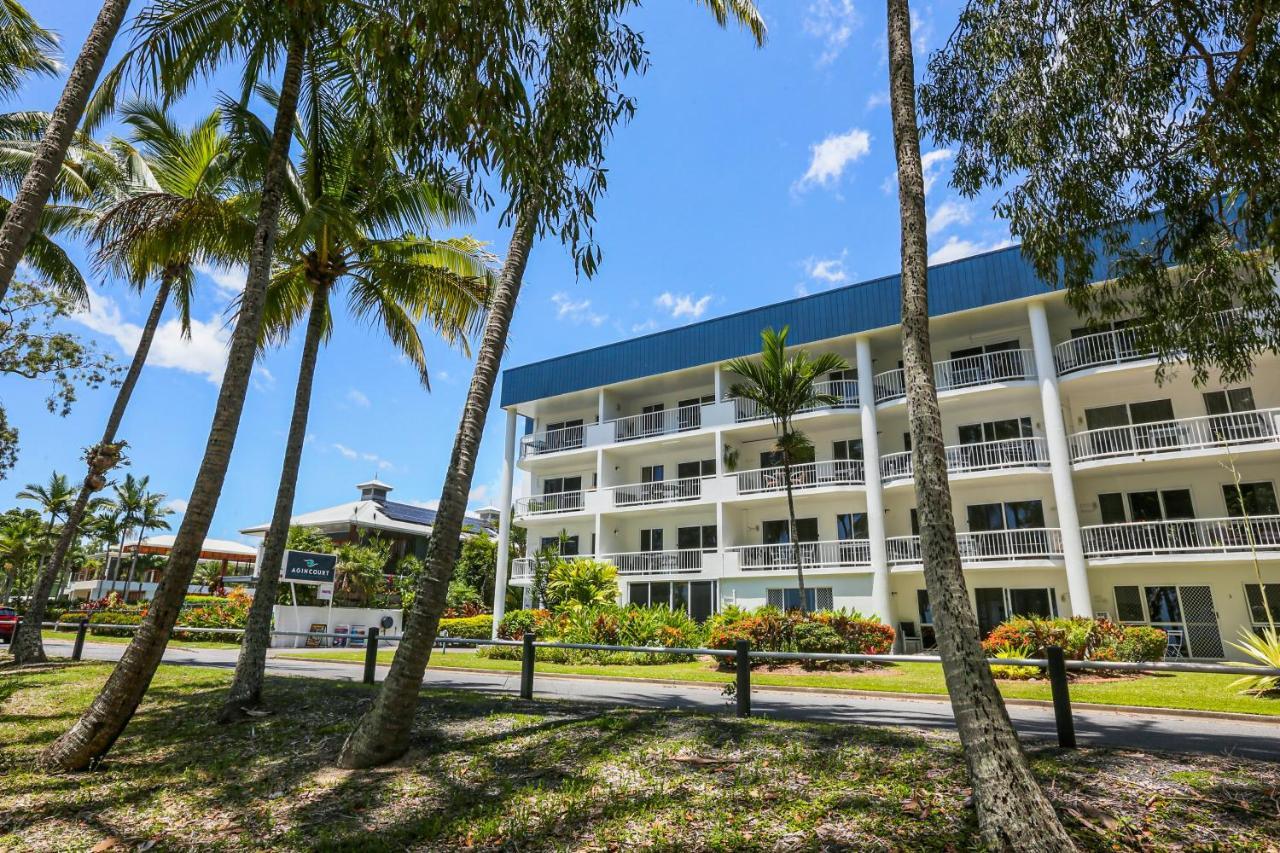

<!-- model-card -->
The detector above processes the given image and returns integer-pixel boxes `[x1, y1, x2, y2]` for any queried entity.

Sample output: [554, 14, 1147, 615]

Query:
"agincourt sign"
[281, 550, 337, 584]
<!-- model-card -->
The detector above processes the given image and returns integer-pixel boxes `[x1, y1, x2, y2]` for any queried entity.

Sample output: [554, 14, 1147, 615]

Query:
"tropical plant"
[16, 470, 74, 562]
[0, 1, 58, 100]
[545, 558, 619, 613]
[336, 0, 767, 771]
[121, 488, 173, 601]
[884, 0, 1074, 846]
[1230, 627, 1280, 695]
[0, 0, 131, 304]
[0, 510, 41, 601]
[334, 537, 392, 608]
[724, 326, 848, 613]
[13, 102, 250, 664]
[217, 84, 489, 721]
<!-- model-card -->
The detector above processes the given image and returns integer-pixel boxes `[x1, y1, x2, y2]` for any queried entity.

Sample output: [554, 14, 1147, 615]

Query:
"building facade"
[492, 244, 1280, 660]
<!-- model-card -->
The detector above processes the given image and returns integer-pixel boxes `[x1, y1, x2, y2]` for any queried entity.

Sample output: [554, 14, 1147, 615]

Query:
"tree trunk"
[886, 1, 1076, 849]
[113, 528, 129, 599]
[39, 34, 308, 772]
[218, 281, 329, 721]
[11, 276, 173, 663]
[0, 0, 131, 304]
[123, 526, 146, 602]
[338, 202, 539, 770]
[781, 445, 807, 614]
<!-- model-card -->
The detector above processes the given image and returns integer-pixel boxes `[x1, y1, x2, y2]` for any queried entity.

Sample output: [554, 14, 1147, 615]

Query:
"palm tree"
[0, 512, 40, 602]
[217, 90, 489, 720]
[121, 490, 172, 601]
[0, 0, 132, 303]
[107, 473, 145, 598]
[724, 327, 847, 614]
[0, 2, 58, 98]
[40, 0, 400, 772]
[884, 0, 1074, 847]
[336, 0, 768, 771]
[16, 471, 74, 586]
[11, 102, 250, 664]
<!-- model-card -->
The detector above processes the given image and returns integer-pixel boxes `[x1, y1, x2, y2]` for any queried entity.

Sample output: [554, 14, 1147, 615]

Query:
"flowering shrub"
[497, 608, 554, 640]
[438, 614, 493, 639]
[486, 605, 704, 664]
[442, 601, 490, 619]
[87, 590, 252, 643]
[706, 606, 895, 668]
[982, 616, 1167, 670]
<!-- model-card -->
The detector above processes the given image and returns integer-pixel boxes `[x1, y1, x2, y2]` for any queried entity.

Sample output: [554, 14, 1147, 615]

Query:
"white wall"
[271, 604, 403, 648]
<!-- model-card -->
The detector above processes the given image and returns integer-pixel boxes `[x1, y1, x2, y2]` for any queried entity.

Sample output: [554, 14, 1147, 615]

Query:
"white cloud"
[795, 128, 871, 192]
[929, 236, 1016, 265]
[550, 291, 606, 326]
[631, 318, 659, 334]
[803, 0, 860, 66]
[332, 443, 359, 460]
[194, 261, 248, 299]
[865, 90, 889, 111]
[927, 198, 974, 237]
[803, 250, 849, 284]
[655, 292, 713, 320]
[73, 288, 231, 383]
[251, 365, 274, 392]
[332, 442, 395, 471]
[165, 498, 189, 514]
[911, 7, 934, 54]
[882, 148, 953, 196]
[346, 388, 371, 408]
[468, 483, 490, 503]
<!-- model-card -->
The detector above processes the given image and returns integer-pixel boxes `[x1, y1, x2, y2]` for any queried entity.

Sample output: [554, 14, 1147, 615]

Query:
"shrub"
[706, 607, 895, 667]
[983, 616, 1166, 664]
[438, 614, 493, 639]
[990, 643, 1040, 680]
[485, 604, 704, 664]
[792, 621, 844, 668]
[1115, 625, 1167, 662]
[545, 559, 618, 612]
[446, 578, 484, 611]
[89, 610, 144, 637]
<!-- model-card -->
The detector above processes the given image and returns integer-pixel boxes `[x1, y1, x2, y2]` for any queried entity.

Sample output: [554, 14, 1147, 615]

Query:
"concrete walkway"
[38, 639, 1280, 762]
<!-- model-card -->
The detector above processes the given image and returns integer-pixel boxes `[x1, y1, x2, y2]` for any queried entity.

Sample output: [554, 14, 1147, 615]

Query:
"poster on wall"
[305, 622, 327, 648]
[316, 582, 334, 601]
[334, 625, 350, 648]
[349, 625, 368, 648]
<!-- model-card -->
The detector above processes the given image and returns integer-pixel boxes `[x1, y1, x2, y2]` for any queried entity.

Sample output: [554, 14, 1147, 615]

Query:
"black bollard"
[1045, 645, 1076, 749]
[735, 639, 751, 718]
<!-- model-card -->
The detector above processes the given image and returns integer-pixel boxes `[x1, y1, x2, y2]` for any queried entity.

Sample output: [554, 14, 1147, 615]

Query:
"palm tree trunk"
[338, 201, 539, 770]
[0, 0, 131, 304]
[113, 528, 129, 599]
[123, 526, 146, 602]
[886, 1, 1075, 848]
[219, 281, 329, 721]
[780, 446, 807, 614]
[12, 276, 173, 663]
[39, 33, 308, 772]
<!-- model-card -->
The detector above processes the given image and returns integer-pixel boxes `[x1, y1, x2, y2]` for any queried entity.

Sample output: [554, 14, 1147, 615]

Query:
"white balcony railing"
[1082, 515, 1280, 557]
[729, 539, 871, 571]
[734, 459, 865, 495]
[601, 549, 709, 576]
[1052, 309, 1244, 375]
[880, 437, 1050, 483]
[873, 350, 1035, 404]
[1069, 409, 1280, 463]
[731, 379, 859, 423]
[520, 423, 586, 458]
[510, 557, 535, 580]
[887, 528, 1064, 564]
[515, 491, 589, 516]
[611, 403, 705, 442]
[609, 476, 705, 508]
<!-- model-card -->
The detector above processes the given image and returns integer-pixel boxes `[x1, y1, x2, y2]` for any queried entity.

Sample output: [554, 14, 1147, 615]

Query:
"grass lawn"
[4, 661, 1278, 851]
[39, 629, 241, 651]
[281, 648, 1280, 717]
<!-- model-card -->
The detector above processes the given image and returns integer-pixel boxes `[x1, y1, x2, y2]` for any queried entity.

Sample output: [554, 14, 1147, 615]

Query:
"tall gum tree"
[885, 0, 1076, 847]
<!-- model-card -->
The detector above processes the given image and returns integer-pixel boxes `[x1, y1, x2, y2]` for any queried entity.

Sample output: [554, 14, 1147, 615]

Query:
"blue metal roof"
[501, 221, 1163, 408]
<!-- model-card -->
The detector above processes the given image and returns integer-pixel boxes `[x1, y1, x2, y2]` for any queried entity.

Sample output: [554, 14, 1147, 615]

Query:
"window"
[767, 587, 834, 612]
[965, 500, 1045, 531]
[760, 445, 814, 467]
[677, 395, 714, 430]
[1204, 387, 1256, 415]
[677, 459, 716, 479]
[948, 340, 1025, 384]
[640, 528, 664, 552]
[762, 518, 818, 544]
[916, 589, 933, 625]
[641, 465, 664, 483]
[629, 580, 717, 621]
[974, 587, 1057, 636]
[1224, 481, 1279, 516]
[539, 535, 579, 556]
[1112, 584, 1224, 657]
[833, 439, 863, 460]
[957, 417, 1033, 444]
[542, 418, 584, 451]
[677, 525, 717, 550]
[1100, 489, 1194, 522]
[542, 475, 582, 495]
[836, 512, 868, 540]
[910, 508, 920, 536]
[1245, 584, 1280, 627]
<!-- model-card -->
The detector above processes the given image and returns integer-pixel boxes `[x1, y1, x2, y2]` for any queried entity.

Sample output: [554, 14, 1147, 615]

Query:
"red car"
[0, 607, 17, 643]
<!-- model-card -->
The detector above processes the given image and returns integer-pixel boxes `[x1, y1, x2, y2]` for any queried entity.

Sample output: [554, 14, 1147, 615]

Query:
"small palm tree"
[108, 474, 147, 599]
[546, 559, 618, 612]
[16, 471, 74, 582]
[0, 512, 40, 602]
[122, 490, 173, 601]
[724, 327, 848, 614]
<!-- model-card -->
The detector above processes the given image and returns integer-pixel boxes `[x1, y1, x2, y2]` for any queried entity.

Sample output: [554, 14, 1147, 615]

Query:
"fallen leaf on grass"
[90, 839, 120, 852]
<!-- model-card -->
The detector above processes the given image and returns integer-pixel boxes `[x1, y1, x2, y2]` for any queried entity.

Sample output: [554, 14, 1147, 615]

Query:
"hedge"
[706, 607, 895, 668]
[484, 605, 705, 664]
[438, 614, 493, 639]
[981, 616, 1167, 666]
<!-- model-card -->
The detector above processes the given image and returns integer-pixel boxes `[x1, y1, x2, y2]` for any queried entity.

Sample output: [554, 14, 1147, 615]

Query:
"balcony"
[873, 349, 1036, 404]
[887, 528, 1064, 565]
[733, 459, 865, 496]
[1053, 308, 1243, 375]
[520, 423, 586, 458]
[611, 403, 704, 442]
[515, 490, 589, 517]
[731, 378, 859, 423]
[1081, 515, 1280, 558]
[728, 539, 871, 571]
[880, 437, 1050, 484]
[1069, 409, 1280, 464]
[601, 549, 710, 576]
[609, 476, 705, 508]
[510, 557, 535, 582]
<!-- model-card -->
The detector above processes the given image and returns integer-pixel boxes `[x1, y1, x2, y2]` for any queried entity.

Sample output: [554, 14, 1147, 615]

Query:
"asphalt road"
[36, 639, 1280, 762]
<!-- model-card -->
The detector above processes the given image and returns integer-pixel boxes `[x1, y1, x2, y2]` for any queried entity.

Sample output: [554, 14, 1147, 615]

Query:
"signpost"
[279, 550, 338, 648]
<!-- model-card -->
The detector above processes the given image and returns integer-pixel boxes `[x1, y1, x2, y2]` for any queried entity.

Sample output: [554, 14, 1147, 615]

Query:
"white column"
[856, 337, 893, 628]
[1027, 300, 1093, 617]
[714, 366, 723, 400]
[491, 408, 518, 637]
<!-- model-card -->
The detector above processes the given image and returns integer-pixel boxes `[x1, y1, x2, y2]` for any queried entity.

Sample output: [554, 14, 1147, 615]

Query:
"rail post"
[735, 639, 751, 718]
[1045, 645, 1076, 749]
[362, 627, 379, 685]
[520, 632, 536, 700]
[72, 618, 89, 661]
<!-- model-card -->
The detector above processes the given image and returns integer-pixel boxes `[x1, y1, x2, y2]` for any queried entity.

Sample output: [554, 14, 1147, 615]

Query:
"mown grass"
[40, 629, 241, 650]
[4, 662, 1278, 851]
[281, 648, 1280, 717]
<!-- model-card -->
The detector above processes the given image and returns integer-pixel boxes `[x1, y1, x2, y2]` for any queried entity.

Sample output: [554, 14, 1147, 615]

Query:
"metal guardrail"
[33, 620, 1280, 747]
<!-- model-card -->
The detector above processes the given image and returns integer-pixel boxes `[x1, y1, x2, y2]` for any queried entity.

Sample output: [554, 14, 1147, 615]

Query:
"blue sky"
[2, 0, 1012, 542]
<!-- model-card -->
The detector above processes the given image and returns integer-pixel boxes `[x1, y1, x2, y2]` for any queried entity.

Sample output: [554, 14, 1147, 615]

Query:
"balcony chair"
[1164, 628, 1186, 659]
[899, 621, 924, 654]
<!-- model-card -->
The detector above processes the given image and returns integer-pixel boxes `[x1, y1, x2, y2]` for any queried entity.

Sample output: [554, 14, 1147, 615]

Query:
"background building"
[493, 242, 1280, 660]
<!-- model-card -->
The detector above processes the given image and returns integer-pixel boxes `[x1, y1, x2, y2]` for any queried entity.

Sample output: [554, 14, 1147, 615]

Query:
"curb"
[270, 654, 1280, 725]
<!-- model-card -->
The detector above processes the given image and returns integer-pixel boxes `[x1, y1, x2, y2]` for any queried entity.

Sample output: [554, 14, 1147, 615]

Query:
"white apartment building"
[489, 243, 1280, 660]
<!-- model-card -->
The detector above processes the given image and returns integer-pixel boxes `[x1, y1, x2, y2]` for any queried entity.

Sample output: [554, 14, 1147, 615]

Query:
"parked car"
[0, 607, 18, 643]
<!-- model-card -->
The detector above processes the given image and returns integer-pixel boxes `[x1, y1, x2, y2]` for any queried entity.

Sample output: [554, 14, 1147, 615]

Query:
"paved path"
[39, 640, 1280, 762]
